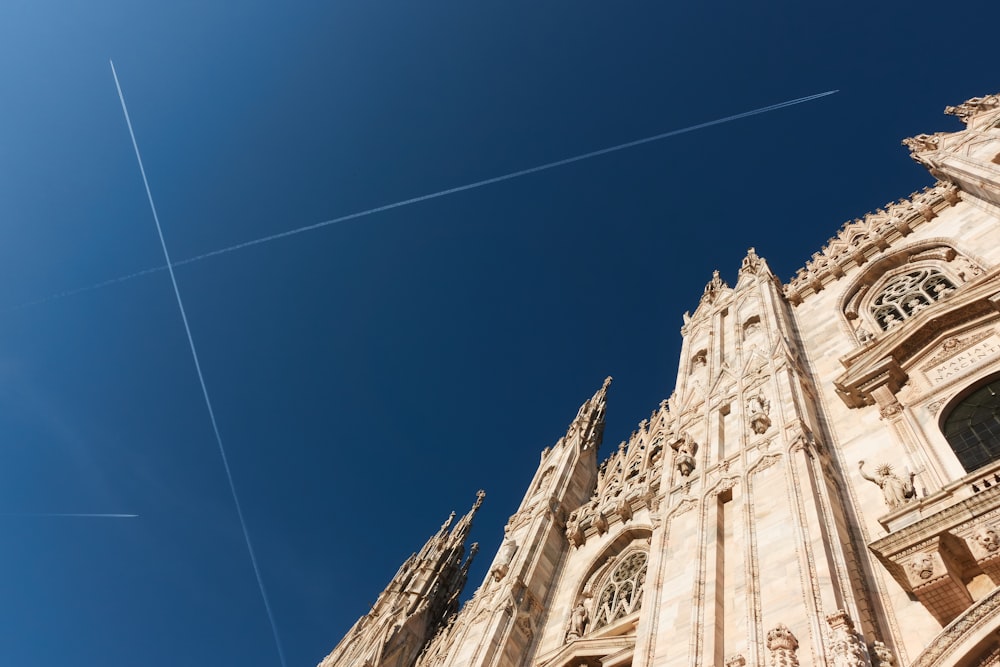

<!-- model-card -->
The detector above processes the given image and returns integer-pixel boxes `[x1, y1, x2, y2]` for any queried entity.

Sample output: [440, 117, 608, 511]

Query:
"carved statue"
[566, 601, 589, 640]
[671, 432, 699, 477]
[858, 460, 916, 509]
[746, 392, 772, 434]
[565, 512, 584, 548]
[491, 538, 518, 581]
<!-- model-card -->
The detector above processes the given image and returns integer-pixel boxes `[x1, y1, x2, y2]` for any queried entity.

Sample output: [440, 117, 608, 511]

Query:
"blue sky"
[0, 2, 997, 665]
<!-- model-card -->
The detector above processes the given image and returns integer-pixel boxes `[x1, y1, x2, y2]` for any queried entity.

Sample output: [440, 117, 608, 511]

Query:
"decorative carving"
[910, 586, 1000, 666]
[944, 94, 1000, 124]
[593, 551, 648, 630]
[672, 432, 699, 477]
[908, 553, 935, 581]
[592, 511, 609, 535]
[902, 134, 941, 153]
[858, 460, 916, 510]
[785, 182, 960, 303]
[615, 495, 633, 522]
[702, 269, 728, 304]
[766, 624, 800, 667]
[879, 401, 903, 419]
[873, 641, 896, 667]
[826, 610, 868, 667]
[746, 392, 772, 434]
[565, 600, 589, 642]
[726, 654, 747, 667]
[869, 268, 956, 331]
[975, 525, 1000, 554]
[565, 512, 584, 548]
[740, 247, 763, 275]
[921, 329, 995, 367]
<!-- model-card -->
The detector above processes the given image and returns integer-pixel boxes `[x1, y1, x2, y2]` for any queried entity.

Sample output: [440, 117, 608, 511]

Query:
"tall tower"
[317, 493, 482, 667]
[638, 249, 877, 667]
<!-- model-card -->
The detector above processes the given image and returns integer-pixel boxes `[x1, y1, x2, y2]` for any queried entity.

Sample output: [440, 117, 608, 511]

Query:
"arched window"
[593, 551, 647, 630]
[943, 378, 1000, 472]
[871, 268, 956, 331]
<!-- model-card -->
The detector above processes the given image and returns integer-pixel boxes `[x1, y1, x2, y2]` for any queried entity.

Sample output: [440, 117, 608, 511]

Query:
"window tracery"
[871, 268, 956, 331]
[592, 551, 647, 630]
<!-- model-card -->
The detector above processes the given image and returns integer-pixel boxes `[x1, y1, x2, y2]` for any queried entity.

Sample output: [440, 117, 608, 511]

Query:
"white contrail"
[110, 60, 288, 667]
[7, 88, 837, 312]
[0, 513, 138, 518]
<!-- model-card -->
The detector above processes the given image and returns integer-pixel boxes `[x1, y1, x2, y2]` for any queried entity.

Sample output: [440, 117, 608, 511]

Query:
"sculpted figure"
[491, 537, 518, 581]
[566, 601, 589, 640]
[858, 460, 916, 509]
[672, 432, 698, 477]
[746, 393, 772, 434]
[565, 512, 584, 548]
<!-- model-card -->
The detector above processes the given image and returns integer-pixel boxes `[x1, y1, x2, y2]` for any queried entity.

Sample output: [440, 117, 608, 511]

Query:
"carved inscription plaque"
[922, 333, 1000, 385]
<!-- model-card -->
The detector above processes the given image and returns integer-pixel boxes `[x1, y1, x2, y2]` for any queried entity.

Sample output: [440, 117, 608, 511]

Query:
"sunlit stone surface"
[319, 93, 1000, 667]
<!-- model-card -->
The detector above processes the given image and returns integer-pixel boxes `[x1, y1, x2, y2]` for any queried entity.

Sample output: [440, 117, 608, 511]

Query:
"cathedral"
[318, 93, 1000, 667]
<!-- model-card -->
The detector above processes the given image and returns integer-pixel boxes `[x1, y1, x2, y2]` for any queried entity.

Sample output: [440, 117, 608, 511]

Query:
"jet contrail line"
[0, 513, 138, 518]
[110, 60, 288, 667]
[9, 88, 837, 312]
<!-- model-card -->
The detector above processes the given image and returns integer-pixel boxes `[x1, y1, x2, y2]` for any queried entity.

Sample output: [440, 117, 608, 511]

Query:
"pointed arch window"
[871, 268, 956, 331]
[593, 551, 647, 630]
[943, 378, 1000, 473]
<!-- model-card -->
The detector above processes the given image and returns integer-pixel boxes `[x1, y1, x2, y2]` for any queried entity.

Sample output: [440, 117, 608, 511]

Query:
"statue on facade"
[490, 537, 518, 581]
[671, 432, 698, 477]
[566, 601, 589, 640]
[746, 392, 772, 434]
[858, 461, 916, 509]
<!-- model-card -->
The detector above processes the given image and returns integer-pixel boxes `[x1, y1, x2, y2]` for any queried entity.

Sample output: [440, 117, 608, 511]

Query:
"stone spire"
[564, 376, 611, 452]
[317, 493, 484, 667]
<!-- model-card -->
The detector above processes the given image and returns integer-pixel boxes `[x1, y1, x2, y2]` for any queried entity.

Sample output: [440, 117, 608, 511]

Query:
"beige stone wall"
[323, 93, 1000, 667]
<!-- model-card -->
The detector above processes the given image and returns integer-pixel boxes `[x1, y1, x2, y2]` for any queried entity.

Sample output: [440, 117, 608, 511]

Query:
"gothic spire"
[317, 493, 484, 667]
[564, 377, 611, 452]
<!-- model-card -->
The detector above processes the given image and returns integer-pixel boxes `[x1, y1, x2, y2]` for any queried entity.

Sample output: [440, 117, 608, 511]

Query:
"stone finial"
[740, 247, 763, 274]
[766, 624, 800, 667]
[702, 269, 729, 303]
[944, 94, 1000, 124]
[725, 654, 747, 667]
